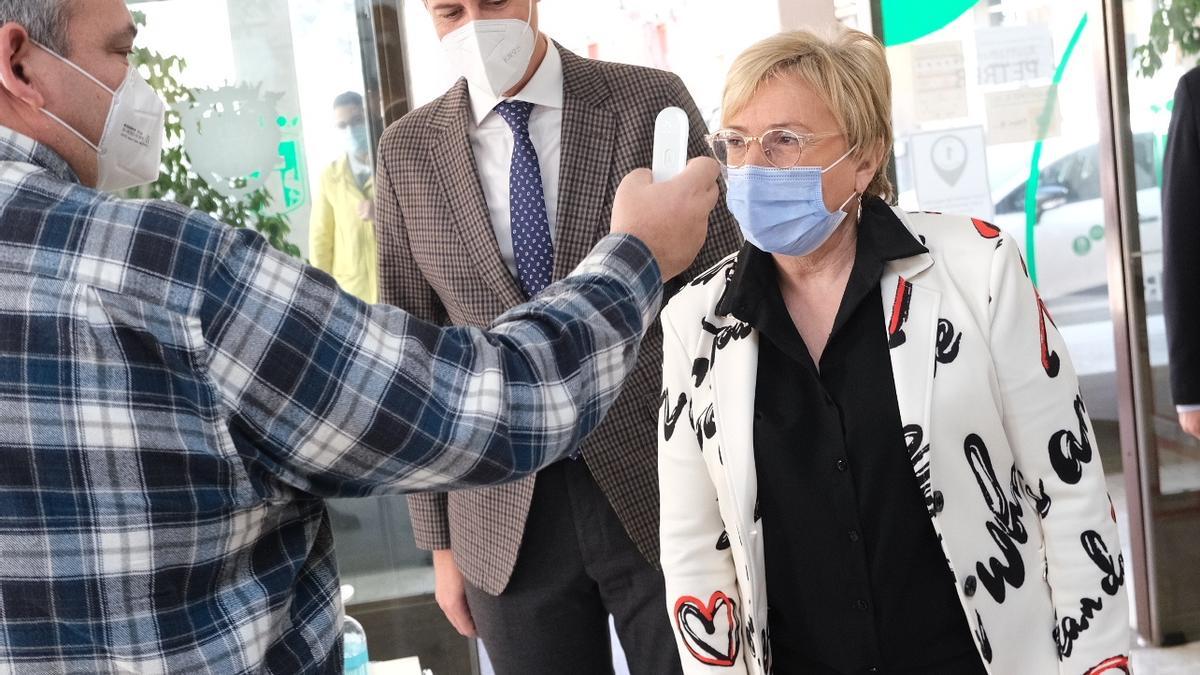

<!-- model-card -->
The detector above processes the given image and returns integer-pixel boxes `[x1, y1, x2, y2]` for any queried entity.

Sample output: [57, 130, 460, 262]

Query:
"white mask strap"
[837, 189, 861, 213]
[821, 144, 859, 174]
[42, 109, 101, 152]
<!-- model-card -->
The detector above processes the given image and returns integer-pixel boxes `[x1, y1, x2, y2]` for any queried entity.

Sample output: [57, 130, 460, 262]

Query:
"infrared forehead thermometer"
[652, 107, 689, 182]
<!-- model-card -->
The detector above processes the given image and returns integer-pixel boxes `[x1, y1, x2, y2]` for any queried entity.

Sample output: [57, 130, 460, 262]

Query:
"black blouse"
[718, 198, 987, 675]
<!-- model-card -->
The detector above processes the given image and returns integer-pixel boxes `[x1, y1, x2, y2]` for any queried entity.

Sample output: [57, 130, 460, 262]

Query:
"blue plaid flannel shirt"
[0, 127, 662, 673]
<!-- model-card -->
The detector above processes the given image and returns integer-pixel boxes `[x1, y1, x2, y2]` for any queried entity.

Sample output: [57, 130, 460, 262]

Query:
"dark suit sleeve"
[373, 136, 454, 550]
[1163, 69, 1200, 406]
[665, 73, 743, 298]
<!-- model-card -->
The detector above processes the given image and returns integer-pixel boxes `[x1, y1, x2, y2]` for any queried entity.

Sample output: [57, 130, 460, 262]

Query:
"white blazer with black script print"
[658, 207, 1132, 675]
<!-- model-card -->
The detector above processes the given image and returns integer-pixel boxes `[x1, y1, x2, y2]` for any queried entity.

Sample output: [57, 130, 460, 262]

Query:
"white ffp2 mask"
[35, 42, 166, 192]
[440, 5, 537, 100]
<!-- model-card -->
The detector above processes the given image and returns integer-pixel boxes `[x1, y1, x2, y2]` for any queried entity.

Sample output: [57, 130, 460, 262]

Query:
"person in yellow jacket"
[310, 91, 379, 303]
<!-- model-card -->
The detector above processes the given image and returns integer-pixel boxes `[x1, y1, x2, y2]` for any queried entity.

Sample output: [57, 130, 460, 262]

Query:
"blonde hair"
[722, 28, 895, 203]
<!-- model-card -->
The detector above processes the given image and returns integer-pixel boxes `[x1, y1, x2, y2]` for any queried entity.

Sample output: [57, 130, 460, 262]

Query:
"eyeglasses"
[706, 129, 842, 169]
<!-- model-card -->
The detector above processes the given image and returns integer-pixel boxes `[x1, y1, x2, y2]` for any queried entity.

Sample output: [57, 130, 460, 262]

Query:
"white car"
[990, 132, 1164, 304]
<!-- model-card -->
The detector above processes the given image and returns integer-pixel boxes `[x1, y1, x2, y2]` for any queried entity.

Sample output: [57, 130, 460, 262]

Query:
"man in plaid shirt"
[0, 1, 720, 672]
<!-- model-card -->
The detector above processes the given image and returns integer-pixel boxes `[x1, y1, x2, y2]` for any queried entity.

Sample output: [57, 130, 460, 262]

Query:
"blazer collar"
[559, 42, 613, 108]
[430, 80, 527, 307]
[551, 43, 617, 280]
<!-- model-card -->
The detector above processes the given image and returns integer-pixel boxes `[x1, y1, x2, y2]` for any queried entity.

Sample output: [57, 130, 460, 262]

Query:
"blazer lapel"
[553, 46, 617, 280]
[707, 314, 760, 527]
[881, 251, 939, 488]
[430, 80, 525, 307]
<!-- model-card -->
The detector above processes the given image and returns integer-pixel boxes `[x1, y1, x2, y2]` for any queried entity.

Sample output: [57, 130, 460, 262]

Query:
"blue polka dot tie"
[495, 100, 554, 298]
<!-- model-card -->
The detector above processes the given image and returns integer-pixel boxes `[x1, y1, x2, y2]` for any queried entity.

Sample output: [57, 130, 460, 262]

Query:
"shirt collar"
[468, 36, 565, 127]
[717, 196, 928, 319]
[0, 125, 80, 184]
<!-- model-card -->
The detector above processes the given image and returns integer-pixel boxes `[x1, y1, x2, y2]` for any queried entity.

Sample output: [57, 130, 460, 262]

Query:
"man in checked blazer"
[374, 1, 740, 672]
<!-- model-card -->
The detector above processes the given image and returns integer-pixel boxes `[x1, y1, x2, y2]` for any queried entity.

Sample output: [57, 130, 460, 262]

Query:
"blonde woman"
[658, 29, 1131, 675]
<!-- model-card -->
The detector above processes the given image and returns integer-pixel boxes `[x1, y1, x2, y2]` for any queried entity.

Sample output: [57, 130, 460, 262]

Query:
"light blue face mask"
[344, 123, 370, 159]
[725, 146, 860, 257]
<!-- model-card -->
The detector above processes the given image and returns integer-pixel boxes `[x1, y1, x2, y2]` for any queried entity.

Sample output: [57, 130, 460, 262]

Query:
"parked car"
[991, 132, 1164, 304]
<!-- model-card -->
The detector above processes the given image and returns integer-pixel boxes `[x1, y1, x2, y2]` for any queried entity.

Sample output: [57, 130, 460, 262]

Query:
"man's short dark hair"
[333, 91, 364, 110]
[0, 0, 72, 54]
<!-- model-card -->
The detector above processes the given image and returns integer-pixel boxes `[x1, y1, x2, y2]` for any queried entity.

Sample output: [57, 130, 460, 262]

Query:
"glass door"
[1113, 0, 1200, 646]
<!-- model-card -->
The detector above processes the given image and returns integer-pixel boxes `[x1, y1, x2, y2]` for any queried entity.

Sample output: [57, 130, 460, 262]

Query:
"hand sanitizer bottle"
[341, 585, 370, 675]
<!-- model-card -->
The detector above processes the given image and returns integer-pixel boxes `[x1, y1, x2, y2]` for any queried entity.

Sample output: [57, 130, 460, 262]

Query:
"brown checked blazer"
[374, 43, 742, 596]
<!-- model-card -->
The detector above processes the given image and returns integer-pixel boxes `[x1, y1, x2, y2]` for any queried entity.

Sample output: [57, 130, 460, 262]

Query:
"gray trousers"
[463, 459, 682, 675]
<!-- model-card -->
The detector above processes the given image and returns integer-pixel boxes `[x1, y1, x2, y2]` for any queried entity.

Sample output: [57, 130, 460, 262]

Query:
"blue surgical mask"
[725, 146, 860, 257]
[344, 123, 370, 159]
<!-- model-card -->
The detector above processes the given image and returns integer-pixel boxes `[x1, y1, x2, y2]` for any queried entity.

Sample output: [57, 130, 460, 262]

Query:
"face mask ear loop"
[820, 144, 859, 175]
[514, 1, 535, 45]
[41, 109, 102, 152]
[837, 190, 861, 214]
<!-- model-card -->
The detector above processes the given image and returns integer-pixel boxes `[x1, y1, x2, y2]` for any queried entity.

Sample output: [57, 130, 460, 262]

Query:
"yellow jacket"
[310, 156, 379, 303]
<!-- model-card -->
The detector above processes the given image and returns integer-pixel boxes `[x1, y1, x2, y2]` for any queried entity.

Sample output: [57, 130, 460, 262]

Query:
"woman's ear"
[0, 25, 46, 110]
[854, 144, 885, 194]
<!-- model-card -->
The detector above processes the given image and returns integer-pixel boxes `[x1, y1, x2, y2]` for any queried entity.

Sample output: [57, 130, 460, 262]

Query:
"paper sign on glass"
[985, 86, 1062, 145]
[912, 41, 969, 123]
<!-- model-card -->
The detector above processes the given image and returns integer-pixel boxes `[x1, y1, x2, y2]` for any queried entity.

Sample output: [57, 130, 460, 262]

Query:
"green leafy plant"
[123, 11, 302, 258]
[1133, 0, 1200, 78]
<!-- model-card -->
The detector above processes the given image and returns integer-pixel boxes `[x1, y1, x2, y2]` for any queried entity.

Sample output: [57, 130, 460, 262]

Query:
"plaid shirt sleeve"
[200, 226, 662, 497]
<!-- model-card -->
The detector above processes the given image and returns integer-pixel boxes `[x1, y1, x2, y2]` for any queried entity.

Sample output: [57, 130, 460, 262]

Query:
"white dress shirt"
[466, 37, 564, 279]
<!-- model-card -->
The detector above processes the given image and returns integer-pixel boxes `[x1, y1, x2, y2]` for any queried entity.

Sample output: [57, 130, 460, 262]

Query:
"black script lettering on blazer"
[1081, 530, 1125, 597]
[935, 318, 963, 374]
[904, 424, 933, 513]
[661, 390, 689, 442]
[974, 611, 993, 664]
[1049, 395, 1093, 485]
[1053, 531, 1126, 658]
[1013, 467, 1052, 518]
[1054, 596, 1104, 659]
[691, 319, 754, 388]
[695, 403, 718, 451]
[965, 434, 1028, 603]
[690, 257, 738, 287]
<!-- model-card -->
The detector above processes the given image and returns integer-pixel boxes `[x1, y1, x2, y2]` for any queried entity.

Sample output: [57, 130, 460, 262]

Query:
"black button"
[964, 575, 978, 597]
[932, 491, 946, 514]
[835, 458, 849, 472]
[848, 529, 861, 543]
[852, 599, 869, 611]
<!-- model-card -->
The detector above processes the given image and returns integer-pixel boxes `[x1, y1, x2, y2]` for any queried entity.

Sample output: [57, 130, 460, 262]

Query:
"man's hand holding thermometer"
[611, 107, 718, 281]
